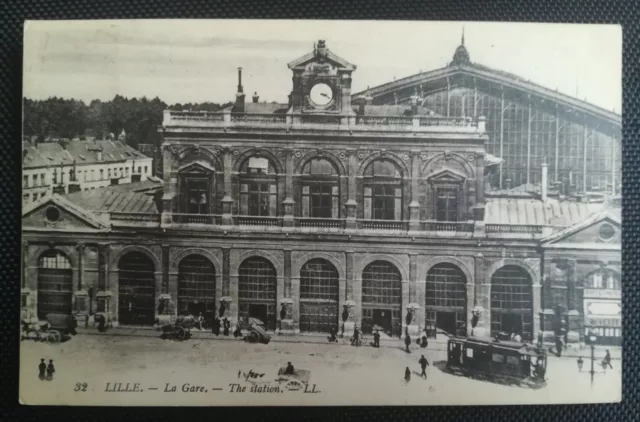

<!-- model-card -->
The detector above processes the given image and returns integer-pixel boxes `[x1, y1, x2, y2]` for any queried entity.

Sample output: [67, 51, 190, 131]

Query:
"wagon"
[27, 313, 79, 344]
[237, 318, 271, 344]
[159, 318, 195, 341]
[276, 367, 311, 389]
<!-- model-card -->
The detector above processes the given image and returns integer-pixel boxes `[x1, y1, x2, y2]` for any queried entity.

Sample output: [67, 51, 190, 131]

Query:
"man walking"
[38, 358, 46, 380]
[46, 359, 55, 381]
[418, 354, 429, 379]
[405, 332, 412, 353]
[603, 350, 613, 370]
[373, 329, 380, 348]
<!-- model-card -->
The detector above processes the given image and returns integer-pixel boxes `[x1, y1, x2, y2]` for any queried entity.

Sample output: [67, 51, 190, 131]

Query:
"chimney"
[252, 92, 259, 103]
[505, 178, 512, 189]
[235, 67, 246, 112]
[541, 163, 548, 202]
[97, 150, 103, 162]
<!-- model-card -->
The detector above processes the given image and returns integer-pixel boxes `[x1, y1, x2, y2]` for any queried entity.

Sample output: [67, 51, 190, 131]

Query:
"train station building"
[21, 39, 621, 346]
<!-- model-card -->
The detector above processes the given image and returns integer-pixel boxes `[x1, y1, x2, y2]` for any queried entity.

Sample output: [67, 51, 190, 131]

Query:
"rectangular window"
[185, 179, 209, 214]
[23, 176, 28, 188]
[506, 356, 520, 366]
[108, 169, 111, 178]
[41, 173, 45, 185]
[436, 186, 459, 221]
[492, 353, 505, 363]
[32, 174, 38, 186]
[99, 169, 104, 180]
[144, 166, 148, 174]
[466, 348, 474, 358]
[372, 185, 396, 220]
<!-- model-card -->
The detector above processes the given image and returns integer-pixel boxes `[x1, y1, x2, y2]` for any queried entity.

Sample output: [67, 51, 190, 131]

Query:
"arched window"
[37, 250, 73, 319]
[363, 159, 403, 221]
[361, 261, 402, 337]
[239, 156, 278, 217]
[177, 162, 215, 223]
[300, 158, 340, 218]
[490, 265, 533, 340]
[178, 255, 216, 322]
[425, 263, 467, 336]
[118, 251, 156, 326]
[238, 257, 277, 331]
[299, 259, 339, 333]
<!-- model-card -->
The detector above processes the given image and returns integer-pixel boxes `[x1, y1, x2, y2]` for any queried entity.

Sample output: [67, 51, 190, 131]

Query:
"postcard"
[20, 19, 622, 406]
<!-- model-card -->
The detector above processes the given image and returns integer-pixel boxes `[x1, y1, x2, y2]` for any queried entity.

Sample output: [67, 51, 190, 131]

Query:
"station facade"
[21, 40, 621, 345]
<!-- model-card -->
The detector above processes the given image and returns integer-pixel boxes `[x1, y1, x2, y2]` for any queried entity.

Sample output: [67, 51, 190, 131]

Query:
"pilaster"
[221, 146, 234, 225]
[408, 151, 421, 231]
[345, 149, 358, 229]
[283, 149, 295, 227]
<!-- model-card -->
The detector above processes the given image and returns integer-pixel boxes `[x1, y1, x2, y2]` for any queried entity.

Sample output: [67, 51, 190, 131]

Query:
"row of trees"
[23, 96, 232, 148]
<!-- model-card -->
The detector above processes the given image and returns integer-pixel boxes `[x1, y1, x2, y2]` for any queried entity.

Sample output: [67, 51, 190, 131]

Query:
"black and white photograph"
[19, 19, 621, 406]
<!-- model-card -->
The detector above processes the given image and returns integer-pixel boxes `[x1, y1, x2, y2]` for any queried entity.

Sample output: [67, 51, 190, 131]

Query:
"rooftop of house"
[22, 139, 150, 170]
[63, 178, 163, 214]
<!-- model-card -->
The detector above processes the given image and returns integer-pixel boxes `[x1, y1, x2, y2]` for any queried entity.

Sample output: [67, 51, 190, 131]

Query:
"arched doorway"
[177, 255, 216, 322]
[37, 250, 73, 319]
[299, 259, 339, 333]
[425, 263, 467, 337]
[238, 257, 277, 331]
[361, 260, 402, 337]
[490, 265, 533, 340]
[118, 251, 156, 326]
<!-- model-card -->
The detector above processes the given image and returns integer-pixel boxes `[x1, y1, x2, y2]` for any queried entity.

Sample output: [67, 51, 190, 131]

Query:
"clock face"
[309, 83, 334, 106]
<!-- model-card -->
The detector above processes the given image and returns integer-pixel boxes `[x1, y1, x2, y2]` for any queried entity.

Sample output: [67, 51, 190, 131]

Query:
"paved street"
[20, 333, 621, 406]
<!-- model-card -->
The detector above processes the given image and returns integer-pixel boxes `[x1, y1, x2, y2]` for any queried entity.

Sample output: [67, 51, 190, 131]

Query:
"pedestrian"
[419, 354, 429, 379]
[603, 350, 613, 370]
[212, 317, 220, 336]
[196, 312, 205, 331]
[223, 318, 230, 336]
[405, 332, 411, 353]
[279, 303, 287, 332]
[373, 330, 380, 348]
[46, 359, 55, 381]
[351, 326, 360, 347]
[514, 332, 522, 343]
[555, 336, 563, 357]
[419, 334, 428, 348]
[38, 358, 46, 381]
[233, 320, 243, 338]
[327, 326, 338, 343]
[404, 366, 411, 383]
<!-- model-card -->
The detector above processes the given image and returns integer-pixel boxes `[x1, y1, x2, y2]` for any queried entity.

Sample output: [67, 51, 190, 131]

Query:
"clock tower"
[287, 40, 357, 117]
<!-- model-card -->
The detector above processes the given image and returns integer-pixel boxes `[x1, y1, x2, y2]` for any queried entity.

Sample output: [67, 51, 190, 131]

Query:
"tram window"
[507, 356, 519, 366]
[492, 353, 505, 363]
[466, 348, 474, 358]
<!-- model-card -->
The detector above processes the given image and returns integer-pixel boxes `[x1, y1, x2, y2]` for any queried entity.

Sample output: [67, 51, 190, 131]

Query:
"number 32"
[74, 382, 88, 392]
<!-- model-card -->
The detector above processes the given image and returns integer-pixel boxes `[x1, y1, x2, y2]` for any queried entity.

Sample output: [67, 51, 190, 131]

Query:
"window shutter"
[394, 188, 402, 221]
[302, 185, 310, 217]
[331, 185, 339, 218]
[240, 184, 248, 215]
[269, 184, 277, 216]
[364, 187, 372, 219]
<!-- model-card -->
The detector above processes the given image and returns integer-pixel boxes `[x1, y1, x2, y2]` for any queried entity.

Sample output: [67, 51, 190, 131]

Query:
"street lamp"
[578, 329, 599, 386]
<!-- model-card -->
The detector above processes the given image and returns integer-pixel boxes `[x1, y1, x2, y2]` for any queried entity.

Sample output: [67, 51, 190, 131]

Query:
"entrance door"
[118, 252, 156, 326]
[248, 304, 268, 325]
[436, 311, 457, 336]
[492, 313, 523, 337]
[372, 309, 392, 335]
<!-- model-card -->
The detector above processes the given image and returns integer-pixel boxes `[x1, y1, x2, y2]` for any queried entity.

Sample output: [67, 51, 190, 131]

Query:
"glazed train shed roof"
[354, 62, 620, 127]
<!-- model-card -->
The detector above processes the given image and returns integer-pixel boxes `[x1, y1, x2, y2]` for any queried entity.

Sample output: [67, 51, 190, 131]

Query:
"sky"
[23, 20, 622, 112]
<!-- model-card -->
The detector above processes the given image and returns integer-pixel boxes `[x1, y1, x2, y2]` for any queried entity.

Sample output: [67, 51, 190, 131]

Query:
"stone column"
[74, 243, 89, 315]
[279, 249, 295, 334]
[161, 146, 175, 227]
[345, 149, 358, 229]
[406, 254, 420, 336]
[222, 248, 230, 297]
[282, 149, 295, 227]
[532, 282, 542, 342]
[408, 151, 421, 231]
[474, 255, 491, 337]
[221, 146, 234, 225]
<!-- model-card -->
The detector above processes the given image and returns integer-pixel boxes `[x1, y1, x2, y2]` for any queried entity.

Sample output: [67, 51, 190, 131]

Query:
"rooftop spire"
[461, 27, 465, 46]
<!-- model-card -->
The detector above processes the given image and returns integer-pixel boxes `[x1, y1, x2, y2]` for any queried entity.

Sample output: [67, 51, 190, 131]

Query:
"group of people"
[38, 358, 55, 381]
[404, 355, 431, 382]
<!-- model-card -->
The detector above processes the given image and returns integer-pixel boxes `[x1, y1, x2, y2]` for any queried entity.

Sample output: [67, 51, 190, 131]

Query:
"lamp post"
[588, 332, 597, 386]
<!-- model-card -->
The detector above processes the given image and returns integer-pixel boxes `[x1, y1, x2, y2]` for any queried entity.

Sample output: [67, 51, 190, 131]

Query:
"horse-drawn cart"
[21, 313, 78, 344]
[158, 317, 195, 341]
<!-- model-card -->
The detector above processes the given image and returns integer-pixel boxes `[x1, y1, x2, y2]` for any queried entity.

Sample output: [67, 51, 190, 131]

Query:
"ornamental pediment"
[426, 167, 467, 183]
[22, 196, 106, 231]
[178, 161, 215, 175]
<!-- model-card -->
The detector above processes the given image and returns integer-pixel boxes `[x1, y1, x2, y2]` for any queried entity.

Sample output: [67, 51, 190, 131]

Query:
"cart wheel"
[177, 327, 186, 341]
[46, 330, 61, 344]
[248, 332, 259, 343]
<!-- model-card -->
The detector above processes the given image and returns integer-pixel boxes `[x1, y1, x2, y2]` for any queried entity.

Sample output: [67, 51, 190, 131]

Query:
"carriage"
[446, 336, 547, 388]
[276, 367, 311, 389]
[21, 313, 78, 344]
[236, 317, 271, 344]
[158, 317, 195, 341]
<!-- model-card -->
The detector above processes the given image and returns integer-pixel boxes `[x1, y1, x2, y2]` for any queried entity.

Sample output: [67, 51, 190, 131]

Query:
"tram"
[446, 336, 547, 388]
